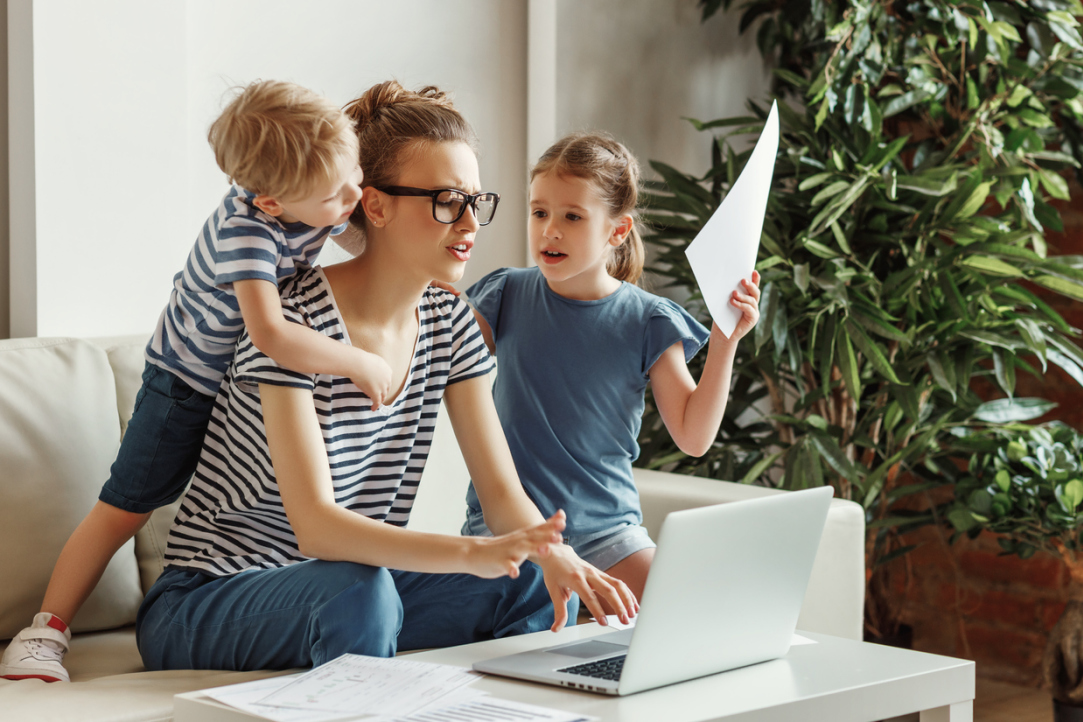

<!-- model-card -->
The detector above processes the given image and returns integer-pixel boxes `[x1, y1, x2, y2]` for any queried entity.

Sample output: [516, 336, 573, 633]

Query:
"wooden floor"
[975, 678, 1051, 721]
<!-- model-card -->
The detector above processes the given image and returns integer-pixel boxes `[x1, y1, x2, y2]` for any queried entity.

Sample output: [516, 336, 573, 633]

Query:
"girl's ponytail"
[531, 132, 645, 285]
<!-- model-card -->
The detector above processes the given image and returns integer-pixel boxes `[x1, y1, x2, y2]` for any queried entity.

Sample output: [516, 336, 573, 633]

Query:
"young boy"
[0, 80, 387, 682]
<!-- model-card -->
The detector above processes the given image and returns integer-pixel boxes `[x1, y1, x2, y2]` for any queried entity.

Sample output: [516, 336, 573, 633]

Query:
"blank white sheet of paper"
[684, 101, 779, 338]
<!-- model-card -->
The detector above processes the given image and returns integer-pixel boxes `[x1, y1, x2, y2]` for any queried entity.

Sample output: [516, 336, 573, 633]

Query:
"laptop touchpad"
[547, 640, 627, 659]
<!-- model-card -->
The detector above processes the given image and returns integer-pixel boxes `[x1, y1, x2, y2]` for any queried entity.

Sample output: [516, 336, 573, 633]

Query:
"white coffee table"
[174, 623, 975, 722]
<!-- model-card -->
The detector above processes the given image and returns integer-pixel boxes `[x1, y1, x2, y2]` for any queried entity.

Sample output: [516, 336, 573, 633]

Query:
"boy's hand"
[728, 270, 761, 341]
[467, 513, 565, 579]
[429, 280, 460, 296]
[350, 350, 394, 410]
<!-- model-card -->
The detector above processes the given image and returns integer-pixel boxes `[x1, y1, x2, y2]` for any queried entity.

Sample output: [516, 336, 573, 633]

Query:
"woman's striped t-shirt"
[163, 266, 494, 577]
[145, 185, 345, 396]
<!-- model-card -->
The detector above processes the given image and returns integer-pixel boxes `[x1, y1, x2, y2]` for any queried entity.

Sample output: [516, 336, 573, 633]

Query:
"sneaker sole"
[0, 672, 67, 682]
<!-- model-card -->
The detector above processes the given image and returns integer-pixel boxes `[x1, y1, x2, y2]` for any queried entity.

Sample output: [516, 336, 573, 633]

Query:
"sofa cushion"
[0, 338, 144, 639]
[0, 627, 290, 722]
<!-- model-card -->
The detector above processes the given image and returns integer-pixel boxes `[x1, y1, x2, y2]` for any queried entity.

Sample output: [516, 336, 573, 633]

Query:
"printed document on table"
[396, 692, 596, 722]
[684, 100, 779, 338]
[256, 654, 480, 718]
[203, 675, 364, 722]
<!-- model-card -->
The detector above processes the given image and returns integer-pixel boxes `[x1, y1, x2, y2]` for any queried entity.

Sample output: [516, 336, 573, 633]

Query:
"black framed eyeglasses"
[374, 186, 500, 226]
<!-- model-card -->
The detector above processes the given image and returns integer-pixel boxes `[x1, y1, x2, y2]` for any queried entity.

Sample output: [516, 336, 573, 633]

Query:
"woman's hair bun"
[343, 81, 453, 129]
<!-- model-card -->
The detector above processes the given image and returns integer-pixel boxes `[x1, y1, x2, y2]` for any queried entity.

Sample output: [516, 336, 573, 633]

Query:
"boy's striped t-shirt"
[163, 268, 494, 577]
[146, 185, 345, 396]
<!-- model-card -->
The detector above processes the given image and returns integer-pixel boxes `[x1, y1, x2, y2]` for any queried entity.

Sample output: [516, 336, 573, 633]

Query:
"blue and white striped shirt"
[163, 268, 495, 577]
[145, 185, 345, 396]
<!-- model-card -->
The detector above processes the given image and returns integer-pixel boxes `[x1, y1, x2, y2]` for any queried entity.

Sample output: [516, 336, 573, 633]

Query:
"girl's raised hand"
[468, 512, 565, 579]
[728, 270, 761, 341]
[429, 280, 460, 296]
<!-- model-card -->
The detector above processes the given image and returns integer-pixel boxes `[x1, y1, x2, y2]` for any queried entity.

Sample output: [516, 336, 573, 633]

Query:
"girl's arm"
[260, 382, 563, 578]
[236, 279, 393, 408]
[443, 375, 637, 629]
[649, 273, 761, 457]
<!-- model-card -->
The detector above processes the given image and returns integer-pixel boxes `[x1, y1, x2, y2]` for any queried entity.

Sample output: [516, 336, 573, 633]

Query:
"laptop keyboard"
[558, 655, 626, 681]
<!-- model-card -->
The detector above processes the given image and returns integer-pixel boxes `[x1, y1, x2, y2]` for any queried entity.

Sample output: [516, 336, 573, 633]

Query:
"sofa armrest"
[634, 468, 865, 641]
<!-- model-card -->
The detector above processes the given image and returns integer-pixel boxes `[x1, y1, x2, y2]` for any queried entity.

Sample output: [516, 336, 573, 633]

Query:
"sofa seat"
[0, 336, 865, 721]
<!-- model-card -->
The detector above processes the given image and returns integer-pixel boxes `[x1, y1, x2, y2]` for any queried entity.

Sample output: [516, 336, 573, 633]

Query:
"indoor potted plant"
[636, 0, 1083, 642]
[946, 421, 1083, 719]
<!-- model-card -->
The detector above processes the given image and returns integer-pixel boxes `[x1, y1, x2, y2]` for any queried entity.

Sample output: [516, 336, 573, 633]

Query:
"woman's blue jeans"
[136, 560, 575, 671]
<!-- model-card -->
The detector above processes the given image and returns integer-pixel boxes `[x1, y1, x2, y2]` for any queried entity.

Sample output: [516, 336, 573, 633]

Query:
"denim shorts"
[462, 507, 656, 572]
[98, 362, 216, 514]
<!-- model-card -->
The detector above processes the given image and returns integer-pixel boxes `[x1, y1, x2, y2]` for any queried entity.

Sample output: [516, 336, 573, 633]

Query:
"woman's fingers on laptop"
[544, 580, 574, 632]
[586, 571, 634, 625]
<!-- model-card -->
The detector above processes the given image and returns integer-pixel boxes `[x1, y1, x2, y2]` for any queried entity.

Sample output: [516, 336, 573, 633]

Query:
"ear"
[609, 215, 633, 247]
[252, 195, 286, 217]
[360, 186, 391, 228]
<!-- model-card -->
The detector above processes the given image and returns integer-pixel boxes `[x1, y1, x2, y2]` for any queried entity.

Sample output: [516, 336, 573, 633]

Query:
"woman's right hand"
[467, 512, 566, 579]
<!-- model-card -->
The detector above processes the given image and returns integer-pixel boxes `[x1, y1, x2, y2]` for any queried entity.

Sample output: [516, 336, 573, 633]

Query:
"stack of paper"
[201, 653, 594, 722]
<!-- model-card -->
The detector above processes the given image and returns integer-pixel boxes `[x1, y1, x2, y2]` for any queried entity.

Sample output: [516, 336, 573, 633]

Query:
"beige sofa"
[0, 335, 865, 722]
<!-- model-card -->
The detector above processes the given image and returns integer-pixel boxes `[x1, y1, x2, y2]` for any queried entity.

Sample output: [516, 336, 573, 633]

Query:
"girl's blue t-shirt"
[465, 267, 710, 534]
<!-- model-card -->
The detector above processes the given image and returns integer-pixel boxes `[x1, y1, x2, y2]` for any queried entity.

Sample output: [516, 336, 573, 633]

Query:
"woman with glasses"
[135, 80, 636, 673]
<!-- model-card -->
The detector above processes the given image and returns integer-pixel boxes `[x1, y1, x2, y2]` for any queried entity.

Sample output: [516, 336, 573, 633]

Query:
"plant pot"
[1055, 699, 1083, 722]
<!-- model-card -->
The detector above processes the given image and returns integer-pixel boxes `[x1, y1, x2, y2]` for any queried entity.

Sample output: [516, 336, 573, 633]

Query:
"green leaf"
[1033, 275, 1083, 302]
[1016, 318, 1047, 367]
[1049, 350, 1083, 388]
[836, 326, 862, 403]
[1065, 480, 1083, 511]
[845, 320, 903, 384]
[993, 349, 1016, 397]
[803, 238, 841, 259]
[895, 173, 958, 196]
[948, 508, 978, 531]
[972, 398, 1057, 422]
[811, 180, 850, 206]
[948, 181, 993, 220]
[883, 87, 936, 118]
[927, 352, 957, 401]
[794, 263, 810, 294]
[809, 432, 864, 482]
[799, 172, 835, 192]
[830, 221, 853, 255]
[958, 256, 1024, 277]
[808, 177, 871, 236]
[1039, 169, 1072, 201]
[755, 282, 777, 353]
[960, 329, 1019, 351]
[740, 451, 782, 485]
[1018, 109, 1055, 128]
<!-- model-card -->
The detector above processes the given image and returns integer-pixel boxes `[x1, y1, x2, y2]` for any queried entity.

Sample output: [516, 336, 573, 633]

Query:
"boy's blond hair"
[208, 80, 359, 201]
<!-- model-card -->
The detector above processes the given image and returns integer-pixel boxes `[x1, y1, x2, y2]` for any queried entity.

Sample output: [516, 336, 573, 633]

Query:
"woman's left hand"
[728, 270, 761, 341]
[536, 544, 639, 632]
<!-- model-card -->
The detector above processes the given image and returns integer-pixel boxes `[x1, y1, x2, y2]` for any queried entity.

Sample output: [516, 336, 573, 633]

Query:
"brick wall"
[892, 188, 1083, 685]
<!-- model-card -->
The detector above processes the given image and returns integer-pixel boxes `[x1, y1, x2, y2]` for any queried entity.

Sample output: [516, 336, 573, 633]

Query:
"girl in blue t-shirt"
[463, 132, 761, 603]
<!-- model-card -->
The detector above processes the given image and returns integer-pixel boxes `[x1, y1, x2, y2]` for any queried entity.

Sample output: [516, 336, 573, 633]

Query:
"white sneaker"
[0, 613, 71, 682]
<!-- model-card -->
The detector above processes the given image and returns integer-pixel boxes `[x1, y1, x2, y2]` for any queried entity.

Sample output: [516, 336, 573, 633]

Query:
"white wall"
[9, 0, 528, 338]
[6, 0, 770, 339]
[555, 0, 770, 179]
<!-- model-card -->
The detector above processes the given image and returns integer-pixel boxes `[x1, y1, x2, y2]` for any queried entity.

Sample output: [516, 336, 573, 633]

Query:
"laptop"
[473, 485, 834, 695]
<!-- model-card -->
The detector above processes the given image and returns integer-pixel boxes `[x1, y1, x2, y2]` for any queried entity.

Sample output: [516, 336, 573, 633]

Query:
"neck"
[325, 243, 429, 328]
[545, 267, 622, 301]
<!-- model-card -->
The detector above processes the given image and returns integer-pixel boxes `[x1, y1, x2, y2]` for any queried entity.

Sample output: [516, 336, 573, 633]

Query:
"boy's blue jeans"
[98, 362, 215, 514]
[137, 560, 577, 671]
